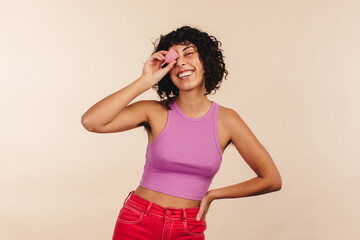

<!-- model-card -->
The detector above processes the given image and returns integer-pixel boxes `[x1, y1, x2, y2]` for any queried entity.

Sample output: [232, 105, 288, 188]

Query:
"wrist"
[206, 189, 217, 202]
[137, 76, 153, 89]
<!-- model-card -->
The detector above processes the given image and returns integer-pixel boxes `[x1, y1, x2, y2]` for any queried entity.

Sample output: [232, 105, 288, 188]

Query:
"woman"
[81, 26, 282, 240]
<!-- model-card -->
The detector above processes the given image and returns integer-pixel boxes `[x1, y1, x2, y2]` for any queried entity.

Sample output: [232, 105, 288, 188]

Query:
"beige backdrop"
[1, 0, 359, 239]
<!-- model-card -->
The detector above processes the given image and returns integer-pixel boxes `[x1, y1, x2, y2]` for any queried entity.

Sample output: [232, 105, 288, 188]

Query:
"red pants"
[112, 190, 207, 240]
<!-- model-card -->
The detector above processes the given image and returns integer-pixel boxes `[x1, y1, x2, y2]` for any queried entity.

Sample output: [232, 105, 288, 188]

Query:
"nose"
[176, 56, 185, 67]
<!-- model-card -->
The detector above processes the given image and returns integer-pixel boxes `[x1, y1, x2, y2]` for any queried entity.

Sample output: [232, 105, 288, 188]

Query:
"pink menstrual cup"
[161, 48, 179, 68]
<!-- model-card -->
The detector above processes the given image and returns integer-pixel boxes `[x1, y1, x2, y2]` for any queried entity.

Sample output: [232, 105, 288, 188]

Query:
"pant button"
[166, 210, 171, 216]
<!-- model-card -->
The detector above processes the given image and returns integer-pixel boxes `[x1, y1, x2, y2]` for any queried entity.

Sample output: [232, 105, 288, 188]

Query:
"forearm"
[208, 176, 281, 201]
[81, 76, 151, 128]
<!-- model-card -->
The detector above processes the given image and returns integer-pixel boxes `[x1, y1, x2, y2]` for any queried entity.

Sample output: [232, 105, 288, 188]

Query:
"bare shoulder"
[144, 99, 168, 111]
[217, 104, 249, 136]
[136, 99, 166, 111]
[142, 99, 169, 126]
[217, 104, 241, 125]
[218, 103, 261, 150]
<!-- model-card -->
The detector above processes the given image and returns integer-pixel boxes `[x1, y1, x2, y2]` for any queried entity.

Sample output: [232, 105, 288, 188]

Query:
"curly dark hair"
[150, 25, 228, 109]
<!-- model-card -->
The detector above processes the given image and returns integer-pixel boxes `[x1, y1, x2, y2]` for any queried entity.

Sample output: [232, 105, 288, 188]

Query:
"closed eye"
[185, 52, 194, 56]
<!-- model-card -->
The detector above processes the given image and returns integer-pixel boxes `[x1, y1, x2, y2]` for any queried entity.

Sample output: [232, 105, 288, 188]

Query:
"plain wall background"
[1, 0, 359, 239]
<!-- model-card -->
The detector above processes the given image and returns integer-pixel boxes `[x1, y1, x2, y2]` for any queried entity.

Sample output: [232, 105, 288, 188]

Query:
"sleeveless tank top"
[139, 98, 223, 200]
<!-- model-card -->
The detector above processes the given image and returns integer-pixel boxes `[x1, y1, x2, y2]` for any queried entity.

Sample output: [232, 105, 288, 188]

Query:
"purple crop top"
[139, 98, 223, 200]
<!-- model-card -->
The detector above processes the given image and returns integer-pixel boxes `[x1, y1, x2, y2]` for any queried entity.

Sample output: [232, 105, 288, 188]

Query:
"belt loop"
[145, 202, 153, 216]
[182, 208, 187, 223]
[123, 191, 133, 206]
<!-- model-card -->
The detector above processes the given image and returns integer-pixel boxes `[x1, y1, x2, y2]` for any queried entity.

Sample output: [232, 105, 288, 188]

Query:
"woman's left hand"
[196, 191, 215, 225]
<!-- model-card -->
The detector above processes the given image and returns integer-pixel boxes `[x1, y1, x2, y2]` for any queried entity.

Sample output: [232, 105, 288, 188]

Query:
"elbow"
[81, 115, 94, 132]
[271, 176, 282, 191]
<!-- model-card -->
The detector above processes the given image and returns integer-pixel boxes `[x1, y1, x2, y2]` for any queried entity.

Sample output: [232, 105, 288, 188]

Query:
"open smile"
[177, 70, 194, 80]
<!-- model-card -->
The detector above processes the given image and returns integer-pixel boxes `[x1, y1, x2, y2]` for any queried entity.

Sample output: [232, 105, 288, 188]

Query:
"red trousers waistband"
[123, 190, 201, 222]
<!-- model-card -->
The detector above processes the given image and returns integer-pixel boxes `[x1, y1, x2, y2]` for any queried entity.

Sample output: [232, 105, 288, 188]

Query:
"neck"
[175, 94, 211, 118]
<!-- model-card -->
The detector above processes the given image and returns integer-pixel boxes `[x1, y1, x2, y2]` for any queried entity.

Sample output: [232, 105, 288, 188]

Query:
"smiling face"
[168, 43, 206, 92]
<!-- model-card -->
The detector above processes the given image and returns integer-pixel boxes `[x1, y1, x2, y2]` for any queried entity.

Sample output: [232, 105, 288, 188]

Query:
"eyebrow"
[182, 46, 195, 52]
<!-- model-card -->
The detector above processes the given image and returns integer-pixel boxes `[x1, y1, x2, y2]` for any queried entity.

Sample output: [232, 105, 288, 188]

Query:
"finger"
[162, 61, 175, 70]
[155, 55, 162, 61]
[152, 53, 164, 61]
[150, 55, 159, 61]
[151, 54, 163, 63]
[158, 52, 166, 59]
[166, 60, 177, 69]
[159, 54, 165, 61]
[155, 50, 167, 57]
[151, 51, 164, 58]
[196, 210, 202, 221]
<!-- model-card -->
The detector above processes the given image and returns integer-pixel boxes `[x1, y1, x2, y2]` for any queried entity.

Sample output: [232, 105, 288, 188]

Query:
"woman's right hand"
[141, 50, 177, 85]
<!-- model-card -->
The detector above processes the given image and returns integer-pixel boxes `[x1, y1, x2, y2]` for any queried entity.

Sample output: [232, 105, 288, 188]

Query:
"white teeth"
[178, 70, 193, 78]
